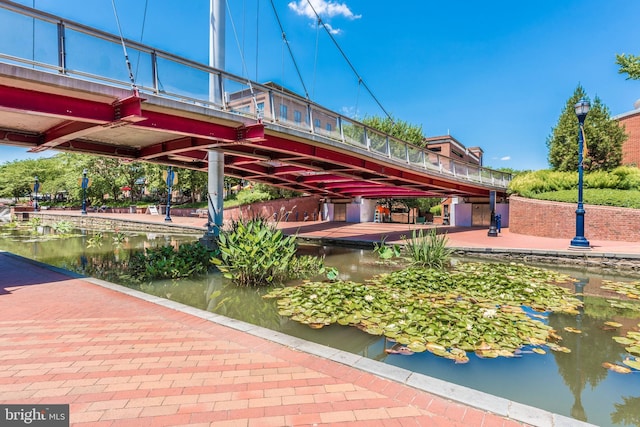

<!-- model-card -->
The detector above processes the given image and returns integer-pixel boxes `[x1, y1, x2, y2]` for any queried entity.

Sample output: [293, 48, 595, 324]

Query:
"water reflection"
[2, 227, 640, 426]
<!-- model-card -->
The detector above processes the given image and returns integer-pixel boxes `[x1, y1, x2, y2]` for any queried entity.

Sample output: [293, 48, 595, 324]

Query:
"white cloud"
[288, 0, 361, 20]
[500, 156, 511, 161]
[288, 0, 360, 34]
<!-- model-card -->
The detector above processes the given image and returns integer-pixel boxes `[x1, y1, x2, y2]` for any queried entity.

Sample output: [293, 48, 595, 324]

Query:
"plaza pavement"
[2, 211, 627, 426]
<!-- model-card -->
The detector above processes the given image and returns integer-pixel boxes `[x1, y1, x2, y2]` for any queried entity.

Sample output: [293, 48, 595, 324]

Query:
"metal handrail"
[0, 0, 511, 189]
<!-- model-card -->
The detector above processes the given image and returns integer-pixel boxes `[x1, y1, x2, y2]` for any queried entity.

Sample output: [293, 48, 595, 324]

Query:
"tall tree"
[616, 53, 640, 80]
[547, 85, 626, 172]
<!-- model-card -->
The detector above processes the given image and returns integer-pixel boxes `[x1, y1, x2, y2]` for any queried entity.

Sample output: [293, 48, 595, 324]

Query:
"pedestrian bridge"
[0, 1, 510, 199]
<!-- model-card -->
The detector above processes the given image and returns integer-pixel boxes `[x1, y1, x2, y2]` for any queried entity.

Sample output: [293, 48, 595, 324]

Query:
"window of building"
[256, 102, 264, 114]
[294, 110, 302, 124]
[326, 123, 332, 132]
[280, 104, 288, 120]
[314, 118, 321, 129]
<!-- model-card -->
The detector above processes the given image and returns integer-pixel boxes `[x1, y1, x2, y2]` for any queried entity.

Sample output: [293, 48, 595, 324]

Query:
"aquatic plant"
[211, 218, 323, 286]
[86, 232, 104, 247]
[402, 228, 453, 269]
[51, 220, 73, 234]
[265, 262, 582, 363]
[128, 242, 216, 281]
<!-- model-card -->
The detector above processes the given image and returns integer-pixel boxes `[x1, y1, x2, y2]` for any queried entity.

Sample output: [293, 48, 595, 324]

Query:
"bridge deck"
[0, 1, 509, 199]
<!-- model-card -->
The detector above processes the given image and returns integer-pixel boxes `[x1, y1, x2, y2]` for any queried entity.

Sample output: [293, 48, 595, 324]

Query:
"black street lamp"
[81, 169, 89, 215]
[33, 176, 39, 211]
[165, 166, 175, 222]
[569, 98, 591, 250]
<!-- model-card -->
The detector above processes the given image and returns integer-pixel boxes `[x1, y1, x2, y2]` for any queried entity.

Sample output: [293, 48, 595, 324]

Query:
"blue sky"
[2, 0, 640, 171]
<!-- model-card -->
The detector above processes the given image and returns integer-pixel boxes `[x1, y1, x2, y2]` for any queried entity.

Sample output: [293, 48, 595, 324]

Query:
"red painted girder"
[55, 139, 138, 157]
[250, 136, 490, 194]
[31, 121, 103, 153]
[226, 164, 343, 197]
[0, 129, 40, 146]
[133, 110, 261, 143]
[0, 84, 114, 122]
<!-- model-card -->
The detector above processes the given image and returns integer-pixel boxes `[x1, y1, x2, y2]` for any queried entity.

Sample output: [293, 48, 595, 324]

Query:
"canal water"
[1, 226, 640, 427]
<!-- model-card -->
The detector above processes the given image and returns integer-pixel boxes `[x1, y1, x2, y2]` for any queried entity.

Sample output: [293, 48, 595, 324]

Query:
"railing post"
[307, 104, 313, 133]
[386, 135, 391, 158]
[151, 51, 159, 94]
[268, 90, 275, 123]
[364, 127, 370, 150]
[57, 21, 66, 74]
[338, 116, 344, 142]
[405, 143, 409, 164]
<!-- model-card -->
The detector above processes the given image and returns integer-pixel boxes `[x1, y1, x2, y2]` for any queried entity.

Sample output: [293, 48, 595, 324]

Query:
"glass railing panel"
[310, 106, 340, 140]
[154, 56, 213, 105]
[341, 118, 366, 147]
[389, 138, 407, 162]
[65, 29, 133, 85]
[0, 10, 59, 71]
[424, 152, 440, 170]
[224, 79, 263, 118]
[368, 130, 387, 155]
[407, 146, 423, 166]
[270, 93, 310, 131]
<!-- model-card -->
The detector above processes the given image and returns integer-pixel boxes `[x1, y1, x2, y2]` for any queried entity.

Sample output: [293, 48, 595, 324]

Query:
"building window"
[326, 123, 332, 132]
[256, 102, 264, 115]
[294, 110, 302, 124]
[314, 118, 321, 129]
[279, 104, 288, 120]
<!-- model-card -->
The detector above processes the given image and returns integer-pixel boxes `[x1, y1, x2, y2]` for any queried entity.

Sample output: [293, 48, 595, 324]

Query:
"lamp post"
[81, 169, 88, 215]
[569, 98, 591, 249]
[165, 166, 175, 222]
[33, 176, 39, 212]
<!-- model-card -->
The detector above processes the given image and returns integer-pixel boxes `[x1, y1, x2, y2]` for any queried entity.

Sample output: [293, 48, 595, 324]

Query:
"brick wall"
[223, 195, 323, 222]
[619, 110, 640, 167]
[509, 195, 640, 242]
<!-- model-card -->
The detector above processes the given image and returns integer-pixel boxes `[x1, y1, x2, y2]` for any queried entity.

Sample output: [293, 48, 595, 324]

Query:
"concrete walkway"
[2, 212, 618, 426]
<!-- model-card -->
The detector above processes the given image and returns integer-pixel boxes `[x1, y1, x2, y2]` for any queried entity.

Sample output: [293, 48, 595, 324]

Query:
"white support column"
[206, 0, 225, 237]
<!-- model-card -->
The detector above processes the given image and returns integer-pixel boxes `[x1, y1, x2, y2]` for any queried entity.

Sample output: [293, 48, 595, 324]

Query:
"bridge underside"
[0, 66, 502, 200]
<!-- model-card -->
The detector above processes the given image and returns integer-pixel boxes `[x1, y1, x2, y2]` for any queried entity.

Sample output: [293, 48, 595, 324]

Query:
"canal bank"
[24, 210, 640, 271]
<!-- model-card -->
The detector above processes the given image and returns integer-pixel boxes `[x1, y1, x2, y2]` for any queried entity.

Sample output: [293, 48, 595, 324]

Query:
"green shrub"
[236, 189, 273, 205]
[128, 242, 216, 281]
[402, 228, 453, 269]
[509, 167, 640, 204]
[211, 218, 323, 286]
[429, 205, 442, 216]
[532, 189, 640, 208]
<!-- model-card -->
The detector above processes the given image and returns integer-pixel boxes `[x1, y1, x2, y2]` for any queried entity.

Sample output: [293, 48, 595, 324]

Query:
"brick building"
[615, 99, 640, 166]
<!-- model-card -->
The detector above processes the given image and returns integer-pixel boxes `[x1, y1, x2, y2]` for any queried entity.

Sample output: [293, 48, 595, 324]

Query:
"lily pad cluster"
[603, 323, 640, 374]
[265, 262, 582, 363]
[601, 280, 640, 313]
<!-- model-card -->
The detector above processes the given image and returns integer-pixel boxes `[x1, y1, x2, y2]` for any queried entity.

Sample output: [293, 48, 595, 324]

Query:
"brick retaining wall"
[509, 195, 640, 242]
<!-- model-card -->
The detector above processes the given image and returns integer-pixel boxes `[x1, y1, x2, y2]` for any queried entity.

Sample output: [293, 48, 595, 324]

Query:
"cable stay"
[269, 0, 310, 100]
[133, 0, 149, 84]
[304, 0, 392, 121]
[312, 17, 321, 99]
[111, 0, 137, 94]
[225, 0, 261, 118]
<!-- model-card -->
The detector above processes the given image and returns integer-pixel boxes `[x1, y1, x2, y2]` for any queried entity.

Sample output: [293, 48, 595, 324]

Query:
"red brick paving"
[0, 251, 532, 426]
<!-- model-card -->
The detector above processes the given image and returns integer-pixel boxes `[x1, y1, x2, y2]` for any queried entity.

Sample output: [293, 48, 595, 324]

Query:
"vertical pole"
[570, 115, 590, 249]
[206, 0, 226, 237]
[487, 190, 498, 237]
[33, 176, 39, 212]
[81, 169, 88, 215]
[165, 166, 173, 222]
